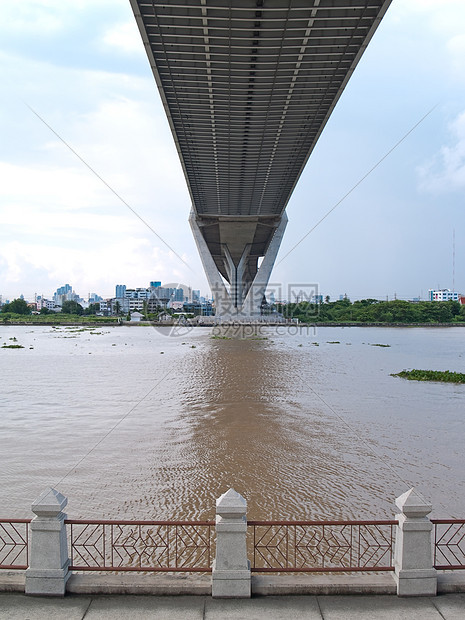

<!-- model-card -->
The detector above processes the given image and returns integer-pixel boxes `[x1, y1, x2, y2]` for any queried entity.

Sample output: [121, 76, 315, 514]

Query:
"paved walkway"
[0, 592, 464, 620]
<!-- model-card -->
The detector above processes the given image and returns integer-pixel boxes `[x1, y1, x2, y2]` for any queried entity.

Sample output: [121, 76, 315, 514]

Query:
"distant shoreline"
[1, 320, 465, 328]
[305, 322, 465, 328]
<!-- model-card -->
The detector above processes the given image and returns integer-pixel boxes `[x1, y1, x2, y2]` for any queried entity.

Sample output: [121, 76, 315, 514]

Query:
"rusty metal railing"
[0, 519, 31, 570]
[65, 519, 215, 572]
[432, 519, 465, 570]
[8, 515, 465, 575]
[248, 520, 397, 573]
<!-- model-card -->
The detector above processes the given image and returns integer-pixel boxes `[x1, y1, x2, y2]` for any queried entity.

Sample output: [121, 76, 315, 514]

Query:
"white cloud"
[0, 56, 196, 299]
[1, 52, 190, 221]
[102, 21, 144, 55]
[417, 111, 465, 193]
[0, 2, 63, 35]
[0, 0, 119, 41]
[447, 34, 465, 80]
[398, 0, 465, 20]
[387, 0, 465, 83]
[0, 161, 116, 212]
[64, 94, 186, 201]
[0, 1, 205, 300]
[0, 237, 195, 300]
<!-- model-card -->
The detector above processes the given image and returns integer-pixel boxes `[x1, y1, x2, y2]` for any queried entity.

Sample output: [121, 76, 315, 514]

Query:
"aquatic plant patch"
[391, 369, 465, 384]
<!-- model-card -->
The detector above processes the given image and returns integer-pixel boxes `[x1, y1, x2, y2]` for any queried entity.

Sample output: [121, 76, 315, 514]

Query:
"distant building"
[115, 284, 126, 299]
[112, 283, 207, 314]
[428, 289, 460, 302]
[98, 300, 113, 316]
[121, 288, 159, 312]
[130, 311, 144, 322]
[37, 298, 61, 312]
[125, 288, 151, 300]
[55, 284, 72, 296]
[53, 284, 79, 306]
[170, 301, 184, 311]
[150, 287, 182, 307]
[183, 301, 213, 316]
[173, 287, 184, 302]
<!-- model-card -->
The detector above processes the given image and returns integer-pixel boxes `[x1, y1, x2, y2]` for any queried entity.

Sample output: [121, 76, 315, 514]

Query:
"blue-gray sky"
[1, 0, 465, 302]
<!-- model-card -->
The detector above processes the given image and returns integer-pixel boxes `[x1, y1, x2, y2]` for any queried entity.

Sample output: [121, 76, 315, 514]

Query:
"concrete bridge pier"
[190, 210, 287, 319]
[242, 213, 287, 317]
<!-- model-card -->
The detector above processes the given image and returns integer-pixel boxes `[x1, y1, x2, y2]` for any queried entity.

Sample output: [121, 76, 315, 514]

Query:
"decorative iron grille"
[65, 519, 215, 572]
[0, 519, 30, 569]
[248, 520, 397, 572]
[432, 520, 465, 570]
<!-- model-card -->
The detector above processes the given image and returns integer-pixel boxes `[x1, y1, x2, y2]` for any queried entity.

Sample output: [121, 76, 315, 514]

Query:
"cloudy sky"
[1, 0, 465, 303]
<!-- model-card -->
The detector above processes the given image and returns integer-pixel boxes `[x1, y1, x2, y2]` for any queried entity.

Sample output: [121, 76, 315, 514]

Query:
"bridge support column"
[190, 209, 287, 319]
[189, 210, 231, 316]
[394, 488, 437, 596]
[212, 488, 251, 598]
[243, 212, 287, 316]
[223, 244, 252, 311]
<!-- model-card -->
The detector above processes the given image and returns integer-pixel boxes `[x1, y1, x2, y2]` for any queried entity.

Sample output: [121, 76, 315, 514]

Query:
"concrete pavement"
[0, 592, 465, 620]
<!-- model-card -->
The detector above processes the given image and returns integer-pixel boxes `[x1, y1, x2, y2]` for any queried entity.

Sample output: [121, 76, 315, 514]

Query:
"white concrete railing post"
[212, 488, 251, 598]
[25, 487, 70, 596]
[394, 488, 437, 596]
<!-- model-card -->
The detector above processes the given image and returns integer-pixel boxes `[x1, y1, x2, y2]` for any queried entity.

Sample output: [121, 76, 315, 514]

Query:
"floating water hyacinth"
[392, 369, 465, 384]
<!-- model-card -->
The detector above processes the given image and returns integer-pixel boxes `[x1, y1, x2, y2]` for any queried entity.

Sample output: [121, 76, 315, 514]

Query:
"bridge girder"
[130, 0, 392, 316]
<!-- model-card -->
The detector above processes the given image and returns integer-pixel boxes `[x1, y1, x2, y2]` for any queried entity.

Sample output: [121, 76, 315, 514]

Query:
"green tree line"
[278, 298, 465, 324]
[0, 299, 103, 318]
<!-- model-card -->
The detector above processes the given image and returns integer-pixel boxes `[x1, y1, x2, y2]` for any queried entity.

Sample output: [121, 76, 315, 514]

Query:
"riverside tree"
[84, 303, 100, 315]
[61, 300, 84, 315]
[280, 298, 464, 324]
[1, 298, 31, 315]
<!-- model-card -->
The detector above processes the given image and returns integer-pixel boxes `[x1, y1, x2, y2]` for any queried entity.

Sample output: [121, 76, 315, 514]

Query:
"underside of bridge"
[130, 0, 392, 317]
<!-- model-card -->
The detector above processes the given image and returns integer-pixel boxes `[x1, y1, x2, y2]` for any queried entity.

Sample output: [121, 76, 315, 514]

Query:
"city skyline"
[0, 281, 209, 304]
[2, 278, 462, 307]
[1, 1, 465, 301]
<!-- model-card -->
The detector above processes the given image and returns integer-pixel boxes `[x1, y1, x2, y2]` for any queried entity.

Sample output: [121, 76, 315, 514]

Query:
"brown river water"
[0, 325, 464, 521]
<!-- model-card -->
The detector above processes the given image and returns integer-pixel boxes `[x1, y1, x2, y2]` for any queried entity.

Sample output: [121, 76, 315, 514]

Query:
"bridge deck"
[132, 0, 390, 221]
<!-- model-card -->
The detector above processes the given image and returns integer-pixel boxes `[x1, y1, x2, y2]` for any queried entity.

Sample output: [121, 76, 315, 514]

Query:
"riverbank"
[307, 322, 465, 327]
[0, 318, 119, 326]
[1, 319, 465, 327]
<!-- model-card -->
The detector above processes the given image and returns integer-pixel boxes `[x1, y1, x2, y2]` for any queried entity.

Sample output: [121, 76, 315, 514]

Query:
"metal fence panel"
[432, 520, 465, 570]
[66, 520, 215, 572]
[0, 519, 30, 570]
[248, 520, 397, 572]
